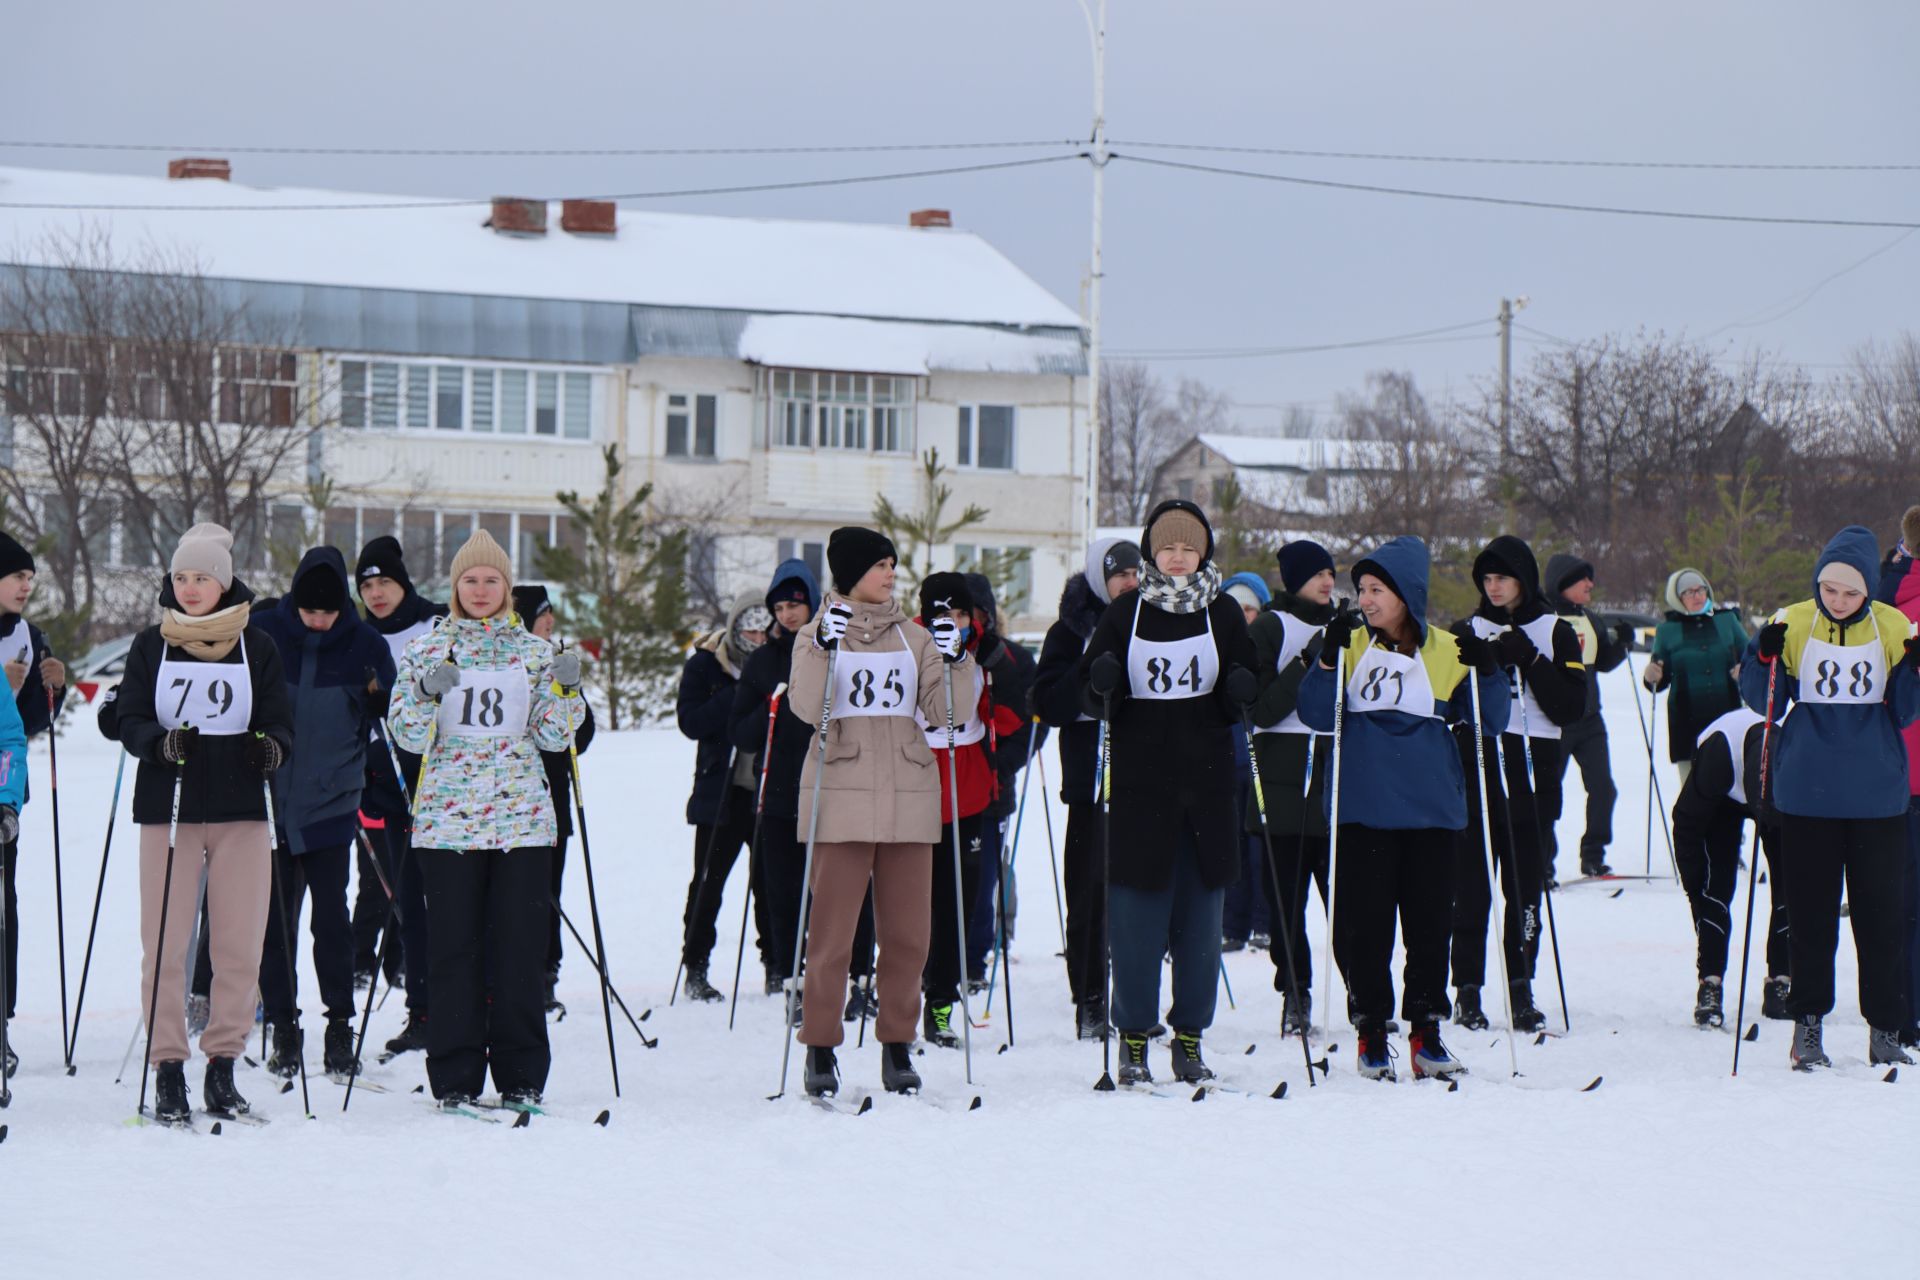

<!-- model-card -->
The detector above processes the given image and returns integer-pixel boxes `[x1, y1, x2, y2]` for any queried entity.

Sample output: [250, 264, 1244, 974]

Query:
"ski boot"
[1076, 996, 1110, 1041]
[384, 1012, 428, 1058]
[1220, 935, 1247, 954]
[1409, 1022, 1465, 1080]
[1169, 1031, 1215, 1083]
[1281, 989, 1311, 1038]
[1453, 985, 1490, 1031]
[1693, 977, 1725, 1029]
[803, 1046, 838, 1098]
[502, 1086, 543, 1109]
[545, 966, 566, 1020]
[966, 977, 988, 998]
[1868, 1027, 1915, 1067]
[682, 964, 724, 1004]
[1356, 1024, 1396, 1082]
[764, 969, 784, 998]
[881, 1042, 921, 1094]
[842, 977, 878, 1023]
[1248, 931, 1272, 952]
[1117, 1031, 1152, 1086]
[1761, 975, 1791, 1021]
[1510, 981, 1548, 1033]
[1790, 1015, 1830, 1071]
[323, 1018, 357, 1079]
[152, 1060, 191, 1126]
[3, 1044, 16, 1079]
[438, 1092, 478, 1113]
[186, 993, 211, 1038]
[1579, 855, 1613, 879]
[203, 1056, 250, 1118]
[266, 1021, 303, 1078]
[922, 1002, 961, 1049]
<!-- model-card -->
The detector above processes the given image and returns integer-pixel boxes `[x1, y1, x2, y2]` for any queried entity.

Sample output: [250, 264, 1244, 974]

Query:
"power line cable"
[1111, 139, 1920, 173]
[0, 138, 1081, 158]
[1109, 317, 1494, 361]
[1113, 153, 1920, 230]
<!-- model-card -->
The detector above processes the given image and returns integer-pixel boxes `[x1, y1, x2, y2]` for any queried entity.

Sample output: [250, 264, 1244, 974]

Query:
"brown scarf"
[158, 601, 251, 661]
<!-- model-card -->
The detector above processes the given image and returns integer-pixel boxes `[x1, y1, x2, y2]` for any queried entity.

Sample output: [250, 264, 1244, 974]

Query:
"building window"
[339, 358, 598, 440]
[666, 393, 718, 459]
[216, 349, 299, 427]
[957, 404, 1015, 470]
[766, 369, 915, 455]
[954, 543, 1033, 618]
[776, 537, 826, 586]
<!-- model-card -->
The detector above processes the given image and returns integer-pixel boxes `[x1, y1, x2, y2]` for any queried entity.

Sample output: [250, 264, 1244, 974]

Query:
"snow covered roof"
[1194, 432, 1370, 472]
[0, 165, 1083, 330]
[737, 313, 1082, 376]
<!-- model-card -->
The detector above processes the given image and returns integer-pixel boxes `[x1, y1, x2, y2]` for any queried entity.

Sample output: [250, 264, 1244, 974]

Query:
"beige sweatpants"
[798, 841, 932, 1048]
[139, 821, 272, 1064]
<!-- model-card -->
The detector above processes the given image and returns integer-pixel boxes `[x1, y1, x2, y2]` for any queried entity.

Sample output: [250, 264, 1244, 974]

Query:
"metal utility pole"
[1077, 0, 1108, 546]
[1498, 296, 1514, 464]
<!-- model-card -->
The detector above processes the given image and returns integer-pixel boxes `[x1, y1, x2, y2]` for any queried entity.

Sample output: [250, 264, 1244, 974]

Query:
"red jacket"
[918, 622, 1025, 823]
[1892, 563, 1920, 794]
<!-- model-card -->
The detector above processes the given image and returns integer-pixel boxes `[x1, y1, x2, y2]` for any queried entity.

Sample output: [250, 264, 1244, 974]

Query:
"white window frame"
[333, 354, 605, 443]
[664, 391, 720, 460]
[956, 403, 1016, 471]
[763, 368, 917, 456]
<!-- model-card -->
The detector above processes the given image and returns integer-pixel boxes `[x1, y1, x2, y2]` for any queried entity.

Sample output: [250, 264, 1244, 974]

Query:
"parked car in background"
[70, 633, 135, 704]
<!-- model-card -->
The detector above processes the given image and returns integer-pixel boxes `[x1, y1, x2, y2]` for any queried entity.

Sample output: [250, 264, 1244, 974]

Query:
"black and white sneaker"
[1869, 1027, 1914, 1067]
[1761, 976, 1791, 1021]
[804, 1046, 839, 1098]
[1693, 977, 1725, 1029]
[1790, 1015, 1830, 1071]
[203, 1056, 250, 1118]
[1453, 985, 1490, 1031]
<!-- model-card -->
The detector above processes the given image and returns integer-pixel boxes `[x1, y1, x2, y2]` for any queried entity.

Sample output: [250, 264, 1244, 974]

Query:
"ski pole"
[114, 1015, 142, 1084]
[1217, 955, 1236, 1010]
[1093, 699, 1116, 1091]
[1470, 674, 1523, 1079]
[342, 818, 409, 1113]
[1732, 650, 1779, 1077]
[993, 830, 1015, 1048]
[551, 898, 656, 1046]
[136, 764, 184, 1119]
[1622, 649, 1677, 876]
[1317, 641, 1348, 1049]
[65, 747, 127, 1070]
[562, 683, 620, 1098]
[260, 767, 313, 1119]
[46, 688, 71, 1075]
[1239, 705, 1320, 1086]
[941, 658, 976, 1085]
[989, 715, 1046, 1011]
[1036, 743, 1067, 957]
[729, 684, 785, 1031]
[774, 641, 836, 1100]
[1514, 691, 1572, 1032]
[672, 751, 736, 1007]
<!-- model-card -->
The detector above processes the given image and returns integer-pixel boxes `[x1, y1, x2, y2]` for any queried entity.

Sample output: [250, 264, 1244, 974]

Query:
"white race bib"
[1343, 641, 1439, 718]
[381, 618, 435, 667]
[1698, 707, 1767, 807]
[916, 664, 985, 748]
[830, 629, 919, 719]
[1799, 628, 1886, 707]
[1125, 599, 1219, 701]
[436, 664, 533, 738]
[156, 637, 255, 736]
[1469, 614, 1567, 741]
[0, 624, 30, 670]
[1254, 611, 1323, 737]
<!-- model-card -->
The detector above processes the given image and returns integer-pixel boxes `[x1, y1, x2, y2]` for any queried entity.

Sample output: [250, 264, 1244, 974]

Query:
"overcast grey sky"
[8, 1, 1917, 430]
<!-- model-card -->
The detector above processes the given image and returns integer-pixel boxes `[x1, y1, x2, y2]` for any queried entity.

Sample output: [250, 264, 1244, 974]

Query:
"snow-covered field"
[5, 666, 1912, 1277]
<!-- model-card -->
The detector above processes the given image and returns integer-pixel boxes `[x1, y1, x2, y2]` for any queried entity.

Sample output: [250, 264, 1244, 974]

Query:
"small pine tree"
[871, 447, 989, 602]
[535, 445, 690, 729]
[1666, 461, 1815, 618]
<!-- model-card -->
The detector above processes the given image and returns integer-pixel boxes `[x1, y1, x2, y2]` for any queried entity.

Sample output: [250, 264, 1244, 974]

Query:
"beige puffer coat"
[788, 593, 968, 845]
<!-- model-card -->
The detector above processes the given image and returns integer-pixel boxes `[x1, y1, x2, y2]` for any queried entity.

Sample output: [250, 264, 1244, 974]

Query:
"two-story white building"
[0, 161, 1090, 627]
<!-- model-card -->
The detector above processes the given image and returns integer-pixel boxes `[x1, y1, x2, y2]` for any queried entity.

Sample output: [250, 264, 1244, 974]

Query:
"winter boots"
[1579, 855, 1613, 879]
[881, 1043, 921, 1094]
[922, 1002, 960, 1049]
[1409, 1023, 1465, 1080]
[1510, 981, 1548, 1033]
[842, 977, 878, 1023]
[1169, 1031, 1215, 1083]
[803, 1046, 838, 1098]
[1117, 1031, 1152, 1086]
[1868, 1027, 1915, 1067]
[1077, 995, 1110, 1041]
[384, 1012, 428, 1058]
[682, 964, 723, 1004]
[1790, 1015, 1830, 1071]
[1281, 989, 1311, 1038]
[323, 1018, 357, 1079]
[153, 1060, 190, 1125]
[1453, 985, 1490, 1031]
[1693, 977, 1725, 1029]
[1762, 976, 1791, 1021]
[204, 1056, 250, 1118]
[1356, 1025, 1396, 1081]
[267, 1021, 303, 1078]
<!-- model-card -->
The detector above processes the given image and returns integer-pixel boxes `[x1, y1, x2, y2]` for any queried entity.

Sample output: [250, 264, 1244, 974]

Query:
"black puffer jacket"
[728, 627, 815, 822]
[116, 578, 296, 826]
[1543, 552, 1629, 716]
[1034, 572, 1107, 806]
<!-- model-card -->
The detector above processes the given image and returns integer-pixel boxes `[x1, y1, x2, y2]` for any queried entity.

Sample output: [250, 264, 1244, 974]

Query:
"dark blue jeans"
[258, 843, 357, 1025]
[1107, 825, 1224, 1035]
[966, 816, 1008, 981]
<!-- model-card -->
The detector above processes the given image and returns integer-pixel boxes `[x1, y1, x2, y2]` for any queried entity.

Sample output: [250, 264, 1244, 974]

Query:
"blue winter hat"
[1276, 541, 1334, 595]
[1222, 571, 1272, 611]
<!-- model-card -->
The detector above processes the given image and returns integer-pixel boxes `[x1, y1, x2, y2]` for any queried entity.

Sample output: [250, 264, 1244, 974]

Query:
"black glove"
[1319, 614, 1356, 667]
[1903, 635, 1920, 672]
[1455, 632, 1500, 677]
[1088, 651, 1123, 698]
[161, 725, 197, 764]
[245, 733, 284, 776]
[0, 805, 15, 846]
[1223, 665, 1257, 709]
[1615, 622, 1637, 648]
[1756, 621, 1788, 661]
[1496, 628, 1538, 669]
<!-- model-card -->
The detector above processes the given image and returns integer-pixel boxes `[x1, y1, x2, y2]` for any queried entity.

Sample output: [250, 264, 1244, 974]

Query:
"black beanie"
[918, 572, 973, 622]
[292, 566, 348, 612]
[512, 584, 553, 623]
[1102, 541, 1142, 579]
[1276, 540, 1335, 595]
[827, 526, 897, 595]
[355, 535, 415, 596]
[0, 530, 34, 580]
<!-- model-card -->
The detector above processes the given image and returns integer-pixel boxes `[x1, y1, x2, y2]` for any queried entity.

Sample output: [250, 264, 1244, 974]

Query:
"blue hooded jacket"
[0, 687, 25, 812]
[1739, 525, 1920, 819]
[1298, 536, 1509, 831]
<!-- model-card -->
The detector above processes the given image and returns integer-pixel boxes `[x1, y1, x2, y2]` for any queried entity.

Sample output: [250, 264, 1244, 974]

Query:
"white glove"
[552, 649, 583, 691]
[418, 660, 461, 701]
[817, 601, 853, 647]
[931, 617, 964, 661]
[0, 805, 16, 846]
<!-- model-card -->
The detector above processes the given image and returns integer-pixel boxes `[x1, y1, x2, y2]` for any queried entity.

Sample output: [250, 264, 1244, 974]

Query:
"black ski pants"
[362, 818, 431, 1016]
[1779, 814, 1908, 1028]
[352, 835, 405, 984]
[1335, 824, 1455, 1029]
[1062, 803, 1106, 1009]
[1673, 801, 1789, 980]
[1452, 736, 1554, 988]
[258, 843, 358, 1025]
[924, 813, 984, 1007]
[418, 846, 551, 1100]
[680, 785, 758, 969]
[1259, 831, 1329, 996]
[0, 840, 15, 1020]
[1549, 713, 1615, 874]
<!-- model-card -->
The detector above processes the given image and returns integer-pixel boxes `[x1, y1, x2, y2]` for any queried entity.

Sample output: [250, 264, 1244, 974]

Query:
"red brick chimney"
[168, 157, 231, 181]
[909, 208, 952, 229]
[560, 199, 616, 236]
[487, 197, 548, 237]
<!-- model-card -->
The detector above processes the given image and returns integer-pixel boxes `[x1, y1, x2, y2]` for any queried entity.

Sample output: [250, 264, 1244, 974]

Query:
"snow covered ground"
[5, 666, 1912, 1277]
